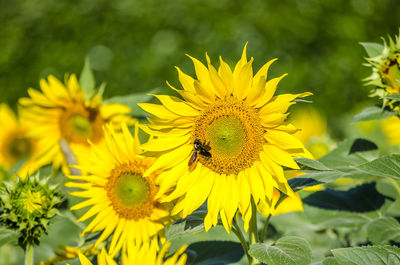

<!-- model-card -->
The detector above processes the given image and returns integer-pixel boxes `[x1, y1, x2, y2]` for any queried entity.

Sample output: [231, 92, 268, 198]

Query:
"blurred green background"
[1, 0, 399, 123]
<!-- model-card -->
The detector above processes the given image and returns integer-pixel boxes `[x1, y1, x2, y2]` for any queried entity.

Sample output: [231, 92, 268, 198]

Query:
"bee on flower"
[139, 44, 312, 232]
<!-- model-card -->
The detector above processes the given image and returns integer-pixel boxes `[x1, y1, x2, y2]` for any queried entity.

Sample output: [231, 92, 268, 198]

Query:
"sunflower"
[363, 31, 400, 102]
[139, 44, 312, 232]
[0, 104, 44, 177]
[18, 74, 132, 174]
[78, 241, 187, 265]
[290, 106, 330, 159]
[66, 123, 173, 256]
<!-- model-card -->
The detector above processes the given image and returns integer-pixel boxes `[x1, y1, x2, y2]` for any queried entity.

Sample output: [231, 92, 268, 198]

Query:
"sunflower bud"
[0, 173, 64, 249]
[363, 30, 400, 109]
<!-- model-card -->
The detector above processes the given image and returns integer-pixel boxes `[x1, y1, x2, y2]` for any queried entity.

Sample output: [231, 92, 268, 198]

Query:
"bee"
[188, 139, 211, 171]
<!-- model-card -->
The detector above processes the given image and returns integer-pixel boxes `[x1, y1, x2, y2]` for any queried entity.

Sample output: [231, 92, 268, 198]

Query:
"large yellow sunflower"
[19, 74, 132, 174]
[0, 104, 44, 177]
[66, 123, 173, 256]
[78, 241, 187, 265]
[139, 44, 312, 232]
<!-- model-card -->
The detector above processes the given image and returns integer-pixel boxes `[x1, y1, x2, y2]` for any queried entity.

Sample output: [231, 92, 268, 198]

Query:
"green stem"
[249, 198, 258, 244]
[260, 214, 272, 243]
[386, 177, 400, 197]
[249, 198, 259, 265]
[232, 219, 251, 265]
[25, 244, 34, 265]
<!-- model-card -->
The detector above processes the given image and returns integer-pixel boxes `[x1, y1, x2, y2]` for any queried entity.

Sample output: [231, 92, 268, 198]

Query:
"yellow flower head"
[18, 74, 132, 174]
[0, 104, 43, 177]
[66, 124, 173, 256]
[78, 241, 187, 265]
[139, 44, 312, 232]
[364, 31, 400, 97]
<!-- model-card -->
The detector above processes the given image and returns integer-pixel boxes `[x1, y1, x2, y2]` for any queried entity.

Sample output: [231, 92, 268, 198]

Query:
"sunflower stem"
[248, 198, 260, 265]
[249, 198, 258, 244]
[232, 219, 252, 264]
[260, 214, 272, 243]
[25, 244, 34, 265]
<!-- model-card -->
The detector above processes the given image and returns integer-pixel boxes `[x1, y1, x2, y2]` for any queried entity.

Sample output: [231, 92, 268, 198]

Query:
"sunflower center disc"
[114, 173, 150, 208]
[193, 97, 264, 175]
[106, 162, 157, 220]
[207, 116, 246, 158]
[7, 137, 32, 160]
[59, 105, 103, 144]
[68, 114, 93, 138]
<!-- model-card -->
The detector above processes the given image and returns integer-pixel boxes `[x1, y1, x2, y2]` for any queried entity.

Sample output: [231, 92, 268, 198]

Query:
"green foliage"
[332, 245, 400, 265]
[360, 42, 384, 58]
[1, 0, 400, 122]
[303, 183, 387, 212]
[104, 88, 161, 117]
[0, 228, 17, 247]
[248, 236, 312, 265]
[79, 57, 96, 99]
[358, 154, 400, 179]
[186, 241, 244, 265]
[367, 217, 400, 245]
[352, 105, 399, 122]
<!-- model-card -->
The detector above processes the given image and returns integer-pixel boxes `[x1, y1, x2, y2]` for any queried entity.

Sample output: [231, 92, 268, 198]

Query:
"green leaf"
[367, 217, 400, 244]
[0, 228, 17, 247]
[303, 183, 388, 212]
[304, 204, 384, 228]
[319, 138, 378, 168]
[332, 245, 400, 265]
[104, 88, 160, 117]
[349, 139, 378, 154]
[79, 57, 96, 98]
[352, 105, 398, 122]
[322, 257, 339, 265]
[288, 178, 324, 192]
[376, 181, 398, 200]
[360, 42, 384, 57]
[357, 154, 400, 180]
[385, 94, 400, 101]
[248, 236, 312, 265]
[295, 158, 331, 171]
[166, 205, 207, 241]
[186, 241, 244, 265]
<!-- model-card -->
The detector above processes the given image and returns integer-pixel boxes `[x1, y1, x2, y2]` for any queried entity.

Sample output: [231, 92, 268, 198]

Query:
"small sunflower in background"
[19, 74, 133, 174]
[78, 241, 187, 265]
[66, 124, 174, 256]
[290, 106, 330, 160]
[381, 115, 400, 147]
[363, 31, 400, 108]
[0, 104, 44, 178]
[139, 44, 312, 232]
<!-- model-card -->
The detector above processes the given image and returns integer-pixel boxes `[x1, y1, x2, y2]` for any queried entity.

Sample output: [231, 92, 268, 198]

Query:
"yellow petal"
[218, 56, 234, 95]
[264, 130, 304, 150]
[254, 74, 287, 108]
[138, 103, 179, 120]
[175, 66, 196, 92]
[208, 62, 227, 99]
[263, 144, 299, 169]
[141, 134, 190, 152]
[233, 58, 254, 100]
[261, 113, 289, 127]
[151, 94, 199, 117]
[144, 144, 192, 176]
